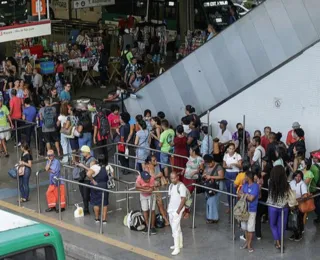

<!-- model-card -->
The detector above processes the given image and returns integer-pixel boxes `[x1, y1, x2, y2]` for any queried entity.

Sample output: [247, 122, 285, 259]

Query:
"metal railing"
[54, 176, 168, 236]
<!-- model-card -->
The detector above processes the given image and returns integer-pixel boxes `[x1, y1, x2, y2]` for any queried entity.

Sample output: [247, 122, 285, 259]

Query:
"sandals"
[206, 220, 214, 224]
[240, 244, 248, 250]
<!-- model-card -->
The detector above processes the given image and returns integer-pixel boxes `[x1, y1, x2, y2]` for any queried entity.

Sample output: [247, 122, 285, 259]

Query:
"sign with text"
[32, 0, 47, 16]
[73, 0, 115, 9]
[0, 22, 51, 43]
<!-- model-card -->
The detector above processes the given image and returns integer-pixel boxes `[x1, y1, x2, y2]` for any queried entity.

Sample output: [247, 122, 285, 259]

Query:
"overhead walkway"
[124, 0, 320, 126]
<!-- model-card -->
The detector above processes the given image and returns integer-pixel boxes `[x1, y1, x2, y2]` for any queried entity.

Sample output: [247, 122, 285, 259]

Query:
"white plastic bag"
[93, 61, 99, 72]
[125, 147, 129, 159]
[74, 204, 84, 218]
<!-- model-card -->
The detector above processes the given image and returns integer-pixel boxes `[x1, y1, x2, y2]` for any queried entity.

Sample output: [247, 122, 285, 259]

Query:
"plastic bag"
[287, 209, 299, 231]
[74, 204, 84, 218]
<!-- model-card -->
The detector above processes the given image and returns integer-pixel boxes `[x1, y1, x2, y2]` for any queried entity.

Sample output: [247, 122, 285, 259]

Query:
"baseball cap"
[218, 120, 228, 126]
[80, 145, 91, 153]
[140, 171, 151, 181]
[312, 152, 320, 160]
[292, 122, 300, 129]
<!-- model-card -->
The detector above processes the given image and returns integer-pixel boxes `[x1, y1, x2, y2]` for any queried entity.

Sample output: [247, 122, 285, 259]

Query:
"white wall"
[201, 41, 320, 153]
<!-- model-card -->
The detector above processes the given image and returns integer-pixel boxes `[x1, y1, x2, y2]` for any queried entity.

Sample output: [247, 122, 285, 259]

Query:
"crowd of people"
[8, 92, 320, 256]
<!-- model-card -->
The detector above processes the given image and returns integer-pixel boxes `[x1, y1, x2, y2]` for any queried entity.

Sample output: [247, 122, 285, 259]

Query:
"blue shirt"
[129, 117, 136, 125]
[200, 134, 213, 156]
[60, 90, 71, 102]
[47, 158, 62, 186]
[23, 106, 37, 122]
[242, 182, 259, 213]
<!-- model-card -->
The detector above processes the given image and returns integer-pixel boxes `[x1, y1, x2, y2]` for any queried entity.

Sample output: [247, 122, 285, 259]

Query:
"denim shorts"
[160, 152, 170, 168]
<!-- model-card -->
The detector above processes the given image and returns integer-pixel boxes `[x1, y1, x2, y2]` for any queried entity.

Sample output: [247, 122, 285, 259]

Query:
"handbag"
[118, 136, 125, 153]
[287, 209, 299, 231]
[60, 125, 73, 136]
[203, 179, 219, 197]
[8, 168, 17, 179]
[288, 188, 298, 207]
[298, 193, 315, 213]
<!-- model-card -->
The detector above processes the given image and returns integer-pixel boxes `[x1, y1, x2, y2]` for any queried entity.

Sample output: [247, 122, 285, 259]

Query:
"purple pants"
[268, 206, 289, 241]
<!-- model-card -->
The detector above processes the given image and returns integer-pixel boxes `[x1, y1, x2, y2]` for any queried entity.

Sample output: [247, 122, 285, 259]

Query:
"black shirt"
[21, 153, 33, 169]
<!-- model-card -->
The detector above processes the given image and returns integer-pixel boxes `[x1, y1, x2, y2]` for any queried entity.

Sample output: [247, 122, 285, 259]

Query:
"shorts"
[140, 194, 156, 212]
[0, 126, 11, 141]
[241, 212, 256, 233]
[160, 152, 170, 169]
[152, 54, 161, 64]
[43, 131, 60, 144]
[69, 137, 79, 151]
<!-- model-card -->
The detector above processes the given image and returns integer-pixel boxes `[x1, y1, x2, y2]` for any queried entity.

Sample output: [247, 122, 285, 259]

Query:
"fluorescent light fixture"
[168, 1, 174, 6]
[203, 1, 228, 7]
[216, 18, 222, 22]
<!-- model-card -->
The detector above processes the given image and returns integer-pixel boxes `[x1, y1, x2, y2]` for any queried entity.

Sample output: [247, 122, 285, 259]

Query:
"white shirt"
[90, 164, 101, 178]
[223, 152, 242, 172]
[217, 128, 232, 144]
[252, 145, 266, 166]
[168, 182, 187, 213]
[290, 180, 307, 199]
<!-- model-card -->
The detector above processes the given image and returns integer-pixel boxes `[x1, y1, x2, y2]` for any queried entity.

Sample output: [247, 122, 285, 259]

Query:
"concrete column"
[179, 0, 194, 36]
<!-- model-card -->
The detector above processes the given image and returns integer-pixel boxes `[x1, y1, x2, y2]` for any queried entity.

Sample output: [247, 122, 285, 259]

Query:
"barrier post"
[36, 171, 41, 213]
[35, 125, 39, 159]
[231, 194, 235, 240]
[281, 208, 284, 254]
[15, 120, 19, 162]
[65, 167, 69, 207]
[148, 194, 153, 236]
[17, 167, 21, 207]
[126, 185, 129, 215]
[229, 185, 233, 223]
[207, 110, 210, 154]
[58, 179, 62, 221]
[241, 115, 246, 159]
[100, 192, 105, 234]
[192, 186, 197, 229]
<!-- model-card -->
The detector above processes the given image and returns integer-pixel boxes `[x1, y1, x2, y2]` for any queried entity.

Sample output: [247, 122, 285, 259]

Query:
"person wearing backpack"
[93, 108, 110, 157]
[310, 152, 320, 223]
[78, 111, 93, 153]
[238, 171, 259, 253]
[39, 97, 61, 156]
[168, 172, 187, 256]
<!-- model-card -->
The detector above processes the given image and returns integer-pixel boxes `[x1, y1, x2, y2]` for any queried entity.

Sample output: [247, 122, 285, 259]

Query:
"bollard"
[36, 172, 41, 213]
[281, 208, 284, 254]
[148, 194, 153, 236]
[192, 186, 197, 229]
[58, 179, 62, 221]
[15, 120, 19, 162]
[100, 192, 105, 234]
[64, 167, 69, 207]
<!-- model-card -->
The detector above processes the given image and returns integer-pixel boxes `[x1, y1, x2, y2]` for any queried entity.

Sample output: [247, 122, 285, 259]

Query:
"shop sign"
[32, 0, 47, 16]
[0, 21, 51, 43]
[73, 0, 115, 9]
[52, 0, 68, 9]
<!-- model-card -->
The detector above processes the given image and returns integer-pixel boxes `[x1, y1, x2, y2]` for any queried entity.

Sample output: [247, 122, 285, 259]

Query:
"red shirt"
[261, 135, 270, 151]
[136, 175, 155, 197]
[56, 64, 64, 73]
[10, 96, 22, 119]
[286, 129, 305, 145]
[108, 113, 120, 128]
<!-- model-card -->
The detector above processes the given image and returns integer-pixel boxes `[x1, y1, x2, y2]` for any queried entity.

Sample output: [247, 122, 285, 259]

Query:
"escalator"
[124, 0, 320, 126]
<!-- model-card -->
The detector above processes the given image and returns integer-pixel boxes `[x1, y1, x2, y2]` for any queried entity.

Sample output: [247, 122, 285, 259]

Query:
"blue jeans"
[78, 132, 93, 155]
[206, 192, 220, 221]
[19, 167, 31, 200]
[225, 171, 238, 207]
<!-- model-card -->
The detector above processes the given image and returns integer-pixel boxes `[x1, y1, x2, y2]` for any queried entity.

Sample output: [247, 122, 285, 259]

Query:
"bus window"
[2, 246, 57, 260]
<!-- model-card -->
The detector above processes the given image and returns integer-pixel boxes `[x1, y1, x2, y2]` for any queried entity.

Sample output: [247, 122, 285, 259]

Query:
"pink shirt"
[136, 175, 155, 197]
[108, 113, 120, 128]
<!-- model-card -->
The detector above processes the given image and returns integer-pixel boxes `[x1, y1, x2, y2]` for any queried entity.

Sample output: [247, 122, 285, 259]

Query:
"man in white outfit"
[168, 172, 187, 256]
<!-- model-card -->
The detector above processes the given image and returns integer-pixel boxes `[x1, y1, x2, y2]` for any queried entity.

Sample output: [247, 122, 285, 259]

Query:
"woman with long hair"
[57, 101, 71, 163]
[19, 143, 33, 202]
[267, 165, 291, 249]
[172, 125, 188, 170]
[150, 116, 162, 162]
[135, 120, 150, 172]
[65, 106, 81, 163]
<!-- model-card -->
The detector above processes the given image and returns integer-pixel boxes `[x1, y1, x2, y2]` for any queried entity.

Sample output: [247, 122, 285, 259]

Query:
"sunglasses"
[47, 154, 54, 157]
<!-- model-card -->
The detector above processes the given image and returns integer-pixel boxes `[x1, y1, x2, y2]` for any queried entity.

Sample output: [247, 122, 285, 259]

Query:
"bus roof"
[0, 209, 38, 233]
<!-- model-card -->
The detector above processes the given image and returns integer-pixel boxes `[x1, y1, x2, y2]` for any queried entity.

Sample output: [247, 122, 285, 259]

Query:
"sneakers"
[14, 142, 21, 148]
[142, 227, 148, 234]
[95, 219, 101, 223]
[289, 234, 295, 241]
[256, 237, 262, 240]
[150, 228, 157, 235]
[295, 235, 302, 242]
[103, 220, 107, 225]
[240, 235, 246, 241]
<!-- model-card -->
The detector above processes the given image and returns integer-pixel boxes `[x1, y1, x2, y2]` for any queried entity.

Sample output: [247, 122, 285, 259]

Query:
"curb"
[64, 242, 114, 260]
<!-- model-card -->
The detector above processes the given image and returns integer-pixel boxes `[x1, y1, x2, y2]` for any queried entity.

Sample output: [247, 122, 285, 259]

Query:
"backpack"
[106, 165, 115, 189]
[97, 112, 110, 138]
[233, 194, 249, 222]
[169, 182, 192, 209]
[43, 106, 56, 129]
[126, 210, 146, 231]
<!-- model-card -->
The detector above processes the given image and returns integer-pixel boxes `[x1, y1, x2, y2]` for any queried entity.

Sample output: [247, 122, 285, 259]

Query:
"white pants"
[61, 134, 71, 162]
[169, 210, 183, 239]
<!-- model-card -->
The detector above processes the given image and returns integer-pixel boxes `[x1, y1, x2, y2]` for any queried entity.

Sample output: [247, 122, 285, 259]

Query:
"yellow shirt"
[234, 172, 246, 193]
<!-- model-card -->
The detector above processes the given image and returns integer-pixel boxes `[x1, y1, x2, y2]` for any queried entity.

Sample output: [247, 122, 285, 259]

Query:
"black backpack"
[81, 112, 92, 131]
[97, 112, 110, 138]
